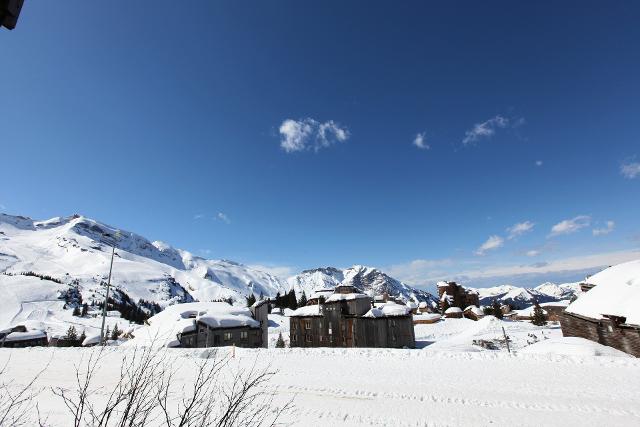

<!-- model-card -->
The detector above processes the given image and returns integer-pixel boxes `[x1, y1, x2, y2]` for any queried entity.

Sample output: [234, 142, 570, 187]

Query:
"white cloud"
[506, 221, 535, 240]
[278, 118, 349, 153]
[389, 248, 640, 287]
[193, 214, 205, 220]
[526, 250, 540, 257]
[216, 212, 231, 224]
[462, 115, 510, 145]
[593, 220, 615, 236]
[475, 235, 504, 255]
[621, 161, 640, 179]
[548, 215, 591, 237]
[413, 132, 430, 150]
[535, 160, 543, 167]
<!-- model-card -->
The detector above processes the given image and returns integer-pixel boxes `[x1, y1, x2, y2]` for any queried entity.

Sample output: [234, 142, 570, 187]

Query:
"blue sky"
[1, 1, 639, 288]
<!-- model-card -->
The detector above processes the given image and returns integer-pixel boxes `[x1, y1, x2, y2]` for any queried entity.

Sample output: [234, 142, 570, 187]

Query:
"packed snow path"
[1, 347, 639, 426]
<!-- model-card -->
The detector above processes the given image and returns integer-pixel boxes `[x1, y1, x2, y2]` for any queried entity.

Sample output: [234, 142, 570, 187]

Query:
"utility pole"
[100, 232, 119, 345]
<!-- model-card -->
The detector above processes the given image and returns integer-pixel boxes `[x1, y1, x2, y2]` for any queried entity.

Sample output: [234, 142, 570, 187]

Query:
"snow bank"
[521, 337, 632, 357]
[444, 307, 462, 314]
[565, 259, 640, 325]
[3, 329, 46, 342]
[125, 302, 258, 347]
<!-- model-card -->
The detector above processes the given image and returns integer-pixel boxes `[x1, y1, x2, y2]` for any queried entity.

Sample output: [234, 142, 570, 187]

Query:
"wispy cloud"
[475, 235, 504, 255]
[462, 115, 513, 145]
[216, 212, 231, 224]
[389, 248, 640, 288]
[279, 118, 349, 153]
[193, 213, 205, 220]
[621, 161, 640, 179]
[526, 250, 540, 257]
[506, 221, 535, 240]
[413, 132, 430, 150]
[548, 215, 591, 237]
[593, 220, 615, 236]
[535, 160, 543, 167]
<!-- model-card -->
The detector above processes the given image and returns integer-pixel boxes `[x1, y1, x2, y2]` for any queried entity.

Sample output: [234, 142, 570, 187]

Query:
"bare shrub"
[53, 346, 293, 426]
[0, 356, 49, 426]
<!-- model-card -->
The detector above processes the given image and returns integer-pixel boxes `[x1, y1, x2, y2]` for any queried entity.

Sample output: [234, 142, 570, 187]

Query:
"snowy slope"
[287, 265, 438, 305]
[0, 213, 288, 332]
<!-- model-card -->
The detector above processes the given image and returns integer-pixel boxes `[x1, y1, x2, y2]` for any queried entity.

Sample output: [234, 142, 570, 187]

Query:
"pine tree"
[111, 323, 122, 340]
[492, 299, 504, 319]
[81, 303, 89, 317]
[79, 329, 86, 346]
[275, 292, 281, 308]
[275, 332, 286, 348]
[531, 301, 547, 326]
[298, 291, 308, 307]
[72, 306, 81, 316]
[246, 293, 257, 307]
[65, 326, 78, 342]
[287, 289, 298, 310]
[105, 325, 111, 341]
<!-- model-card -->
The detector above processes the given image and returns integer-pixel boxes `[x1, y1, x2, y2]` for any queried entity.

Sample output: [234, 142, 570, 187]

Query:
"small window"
[223, 332, 232, 341]
[319, 335, 323, 342]
[292, 334, 297, 342]
[305, 334, 312, 343]
[304, 320, 312, 330]
[240, 331, 248, 340]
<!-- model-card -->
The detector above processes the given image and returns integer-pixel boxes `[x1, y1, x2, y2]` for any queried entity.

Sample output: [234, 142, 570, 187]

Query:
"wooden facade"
[290, 298, 416, 349]
[178, 323, 263, 348]
[560, 312, 640, 357]
[0, 326, 48, 348]
[437, 282, 479, 310]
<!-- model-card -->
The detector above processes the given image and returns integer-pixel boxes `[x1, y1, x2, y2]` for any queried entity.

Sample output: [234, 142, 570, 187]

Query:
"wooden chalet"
[0, 325, 48, 348]
[288, 286, 415, 348]
[560, 260, 640, 357]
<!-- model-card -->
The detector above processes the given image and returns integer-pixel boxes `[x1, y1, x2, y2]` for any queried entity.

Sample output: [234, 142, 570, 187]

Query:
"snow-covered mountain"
[471, 282, 581, 309]
[287, 265, 438, 306]
[0, 213, 289, 334]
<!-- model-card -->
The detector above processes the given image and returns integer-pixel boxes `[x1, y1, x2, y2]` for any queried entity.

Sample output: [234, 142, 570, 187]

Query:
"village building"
[513, 301, 569, 322]
[463, 305, 484, 321]
[437, 281, 479, 311]
[444, 306, 463, 318]
[288, 286, 415, 348]
[560, 260, 640, 357]
[130, 301, 269, 348]
[413, 312, 442, 324]
[0, 325, 48, 348]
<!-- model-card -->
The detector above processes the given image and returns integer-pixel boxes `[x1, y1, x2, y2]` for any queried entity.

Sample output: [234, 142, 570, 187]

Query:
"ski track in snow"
[1, 347, 639, 427]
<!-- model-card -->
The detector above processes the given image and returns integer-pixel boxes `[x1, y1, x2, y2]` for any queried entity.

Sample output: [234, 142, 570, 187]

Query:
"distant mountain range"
[0, 213, 582, 335]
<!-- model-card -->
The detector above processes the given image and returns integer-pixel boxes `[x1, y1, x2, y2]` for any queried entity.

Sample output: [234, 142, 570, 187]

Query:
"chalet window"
[223, 332, 232, 341]
[304, 320, 311, 330]
[240, 331, 248, 340]
[319, 321, 323, 329]
[305, 334, 312, 343]
[292, 334, 297, 342]
[319, 335, 323, 342]
[328, 323, 332, 335]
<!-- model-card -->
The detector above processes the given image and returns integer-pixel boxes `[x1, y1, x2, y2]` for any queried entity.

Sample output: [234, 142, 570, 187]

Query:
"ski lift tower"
[100, 230, 121, 345]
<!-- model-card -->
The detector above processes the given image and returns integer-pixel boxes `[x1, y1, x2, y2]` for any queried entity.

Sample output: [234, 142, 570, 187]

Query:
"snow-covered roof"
[406, 301, 418, 309]
[418, 301, 428, 309]
[3, 329, 46, 342]
[464, 305, 483, 315]
[288, 304, 322, 317]
[444, 307, 463, 314]
[436, 281, 450, 288]
[309, 289, 334, 300]
[369, 302, 410, 317]
[565, 259, 640, 326]
[414, 313, 441, 321]
[325, 293, 370, 303]
[125, 302, 258, 347]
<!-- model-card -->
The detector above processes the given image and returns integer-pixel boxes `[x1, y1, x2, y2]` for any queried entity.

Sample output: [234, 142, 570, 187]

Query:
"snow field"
[0, 346, 639, 427]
